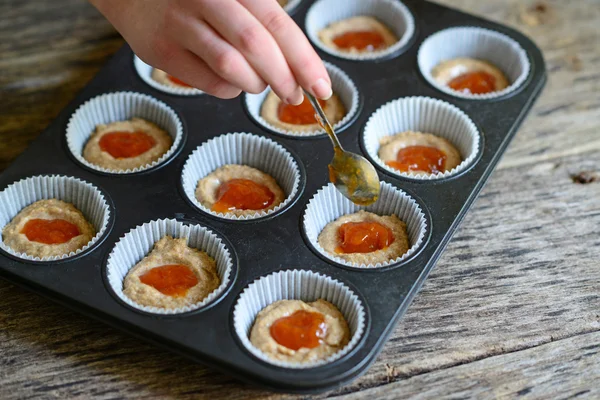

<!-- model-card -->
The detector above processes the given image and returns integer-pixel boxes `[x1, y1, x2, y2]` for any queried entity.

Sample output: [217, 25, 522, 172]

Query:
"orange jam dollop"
[212, 179, 275, 213]
[21, 218, 81, 245]
[386, 145, 447, 174]
[99, 131, 156, 159]
[278, 96, 326, 125]
[167, 74, 193, 88]
[336, 221, 394, 254]
[270, 310, 327, 350]
[139, 264, 199, 297]
[333, 30, 386, 51]
[448, 71, 497, 94]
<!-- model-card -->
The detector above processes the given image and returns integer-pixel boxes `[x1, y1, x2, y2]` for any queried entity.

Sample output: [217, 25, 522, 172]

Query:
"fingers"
[160, 48, 242, 99]
[199, 0, 304, 105]
[167, 10, 267, 94]
[239, 0, 332, 100]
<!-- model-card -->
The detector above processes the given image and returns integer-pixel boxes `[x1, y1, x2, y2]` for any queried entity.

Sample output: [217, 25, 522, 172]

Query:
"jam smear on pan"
[270, 310, 327, 350]
[99, 131, 156, 159]
[333, 30, 386, 51]
[21, 219, 81, 245]
[386, 145, 447, 174]
[336, 221, 394, 254]
[212, 179, 275, 212]
[139, 264, 199, 297]
[448, 71, 497, 94]
[278, 96, 326, 125]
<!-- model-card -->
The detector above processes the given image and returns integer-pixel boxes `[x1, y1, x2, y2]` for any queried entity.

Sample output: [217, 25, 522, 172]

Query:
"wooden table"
[1, 0, 599, 398]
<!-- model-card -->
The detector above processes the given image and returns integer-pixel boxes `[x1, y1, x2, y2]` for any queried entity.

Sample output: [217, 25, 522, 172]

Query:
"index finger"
[239, 0, 333, 100]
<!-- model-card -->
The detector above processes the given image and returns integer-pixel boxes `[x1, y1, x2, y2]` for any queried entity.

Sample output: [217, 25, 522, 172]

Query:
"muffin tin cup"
[133, 55, 204, 96]
[181, 132, 302, 221]
[245, 62, 359, 137]
[303, 182, 427, 269]
[363, 96, 481, 180]
[0, 175, 111, 262]
[233, 269, 367, 369]
[418, 26, 531, 100]
[305, 0, 415, 61]
[66, 91, 184, 174]
[105, 218, 234, 315]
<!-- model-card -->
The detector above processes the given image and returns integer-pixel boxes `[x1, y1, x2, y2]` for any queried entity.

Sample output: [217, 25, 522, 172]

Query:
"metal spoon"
[305, 91, 380, 206]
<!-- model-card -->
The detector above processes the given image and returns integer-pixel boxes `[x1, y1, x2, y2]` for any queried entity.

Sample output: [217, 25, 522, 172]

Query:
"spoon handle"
[304, 91, 343, 150]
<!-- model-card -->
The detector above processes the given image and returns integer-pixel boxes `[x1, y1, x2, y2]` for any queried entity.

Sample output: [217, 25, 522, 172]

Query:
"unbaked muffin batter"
[83, 118, 172, 171]
[250, 299, 350, 363]
[2, 199, 95, 258]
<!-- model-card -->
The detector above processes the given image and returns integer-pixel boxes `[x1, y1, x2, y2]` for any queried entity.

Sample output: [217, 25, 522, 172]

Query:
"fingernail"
[286, 90, 304, 106]
[312, 78, 333, 100]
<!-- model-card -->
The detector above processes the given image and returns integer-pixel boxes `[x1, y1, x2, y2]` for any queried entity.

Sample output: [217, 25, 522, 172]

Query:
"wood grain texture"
[1, 0, 599, 399]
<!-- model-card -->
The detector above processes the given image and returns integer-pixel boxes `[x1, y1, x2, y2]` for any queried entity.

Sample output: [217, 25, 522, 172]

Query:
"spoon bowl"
[305, 91, 380, 205]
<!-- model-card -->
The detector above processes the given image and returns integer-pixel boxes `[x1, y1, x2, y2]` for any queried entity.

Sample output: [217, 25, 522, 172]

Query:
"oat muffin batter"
[318, 16, 398, 54]
[195, 164, 285, 216]
[83, 118, 172, 171]
[2, 199, 95, 258]
[378, 131, 462, 175]
[123, 236, 220, 310]
[250, 299, 350, 363]
[432, 58, 509, 94]
[260, 91, 346, 133]
[318, 210, 409, 266]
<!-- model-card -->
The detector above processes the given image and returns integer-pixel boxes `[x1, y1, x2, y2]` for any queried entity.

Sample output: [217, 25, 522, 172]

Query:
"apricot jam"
[139, 264, 198, 297]
[386, 146, 447, 174]
[333, 30, 386, 51]
[270, 310, 327, 350]
[167, 75, 193, 88]
[212, 179, 275, 212]
[448, 71, 497, 94]
[21, 219, 80, 245]
[278, 96, 326, 125]
[99, 131, 156, 159]
[336, 221, 394, 254]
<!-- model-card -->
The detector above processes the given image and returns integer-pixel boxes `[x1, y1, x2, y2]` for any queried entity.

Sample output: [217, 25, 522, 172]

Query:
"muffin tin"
[0, 0, 546, 394]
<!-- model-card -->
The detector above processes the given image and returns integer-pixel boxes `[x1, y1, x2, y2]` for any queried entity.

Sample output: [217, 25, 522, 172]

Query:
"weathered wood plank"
[1, 0, 599, 399]
[332, 331, 600, 400]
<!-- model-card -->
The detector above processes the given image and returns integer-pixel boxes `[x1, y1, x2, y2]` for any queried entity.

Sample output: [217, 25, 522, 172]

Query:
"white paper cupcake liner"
[418, 27, 531, 100]
[363, 96, 480, 180]
[181, 132, 302, 220]
[66, 91, 184, 174]
[0, 175, 111, 262]
[233, 269, 366, 368]
[133, 55, 204, 96]
[105, 218, 233, 315]
[245, 62, 359, 137]
[303, 182, 427, 269]
[305, 0, 415, 61]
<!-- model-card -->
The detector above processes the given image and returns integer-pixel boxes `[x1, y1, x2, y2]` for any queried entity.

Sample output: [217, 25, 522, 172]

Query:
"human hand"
[90, 0, 332, 103]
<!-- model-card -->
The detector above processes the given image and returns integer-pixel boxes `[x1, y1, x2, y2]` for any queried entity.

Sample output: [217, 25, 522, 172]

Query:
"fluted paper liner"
[245, 62, 359, 137]
[66, 91, 184, 174]
[134, 55, 204, 96]
[282, 0, 302, 14]
[303, 182, 427, 268]
[0, 175, 111, 262]
[105, 218, 233, 315]
[363, 96, 480, 180]
[181, 132, 302, 220]
[418, 27, 531, 100]
[305, 0, 415, 61]
[233, 269, 366, 368]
